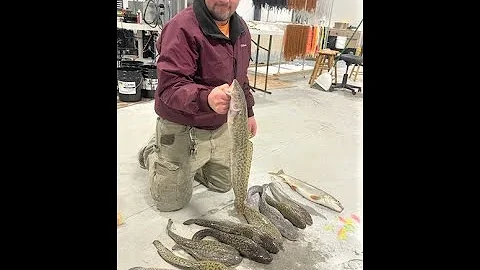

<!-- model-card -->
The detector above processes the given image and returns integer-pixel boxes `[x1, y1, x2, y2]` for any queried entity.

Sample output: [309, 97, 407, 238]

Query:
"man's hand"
[208, 84, 231, 114]
[248, 116, 257, 138]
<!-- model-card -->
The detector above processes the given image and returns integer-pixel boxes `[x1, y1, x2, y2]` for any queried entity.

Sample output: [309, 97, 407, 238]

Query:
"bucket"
[141, 65, 158, 98]
[120, 60, 144, 68]
[117, 57, 122, 68]
[117, 67, 143, 102]
[335, 36, 347, 49]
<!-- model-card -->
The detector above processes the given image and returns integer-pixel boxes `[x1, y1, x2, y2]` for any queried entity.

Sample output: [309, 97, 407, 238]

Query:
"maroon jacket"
[154, 0, 255, 130]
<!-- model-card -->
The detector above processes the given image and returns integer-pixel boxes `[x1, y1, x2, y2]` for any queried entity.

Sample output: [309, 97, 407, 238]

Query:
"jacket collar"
[193, 0, 245, 43]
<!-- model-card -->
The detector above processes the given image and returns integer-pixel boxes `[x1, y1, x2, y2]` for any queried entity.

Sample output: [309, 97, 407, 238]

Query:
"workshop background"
[117, 0, 363, 269]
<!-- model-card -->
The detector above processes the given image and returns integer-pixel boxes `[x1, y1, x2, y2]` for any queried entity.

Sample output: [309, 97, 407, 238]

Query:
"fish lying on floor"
[166, 219, 242, 266]
[191, 227, 273, 264]
[183, 218, 280, 254]
[250, 184, 299, 241]
[269, 169, 344, 213]
[243, 203, 284, 248]
[151, 239, 230, 270]
[265, 193, 307, 229]
[171, 244, 240, 267]
[268, 179, 324, 222]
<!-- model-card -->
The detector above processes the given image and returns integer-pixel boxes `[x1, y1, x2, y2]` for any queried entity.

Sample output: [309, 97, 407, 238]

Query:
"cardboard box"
[329, 29, 362, 40]
[334, 22, 349, 29]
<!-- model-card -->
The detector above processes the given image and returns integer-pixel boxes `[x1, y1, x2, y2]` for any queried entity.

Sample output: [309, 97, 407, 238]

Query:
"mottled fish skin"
[269, 180, 317, 224]
[247, 192, 260, 210]
[152, 239, 230, 270]
[171, 244, 242, 267]
[227, 79, 253, 214]
[166, 219, 242, 266]
[258, 184, 299, 241]
[243, 203, 284, 247]
[183, 218, 279, 254]
[192, 228, 273, 264]
[246, 185, 262, 209]
[265, 195, 307, 229]
[268, 169, 344, 212]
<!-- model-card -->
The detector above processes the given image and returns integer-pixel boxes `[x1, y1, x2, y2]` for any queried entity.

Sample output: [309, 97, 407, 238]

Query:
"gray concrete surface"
[117, 69, 363, 270]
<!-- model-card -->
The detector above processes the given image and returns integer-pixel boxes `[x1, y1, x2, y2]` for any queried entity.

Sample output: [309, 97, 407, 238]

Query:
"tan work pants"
[138, 117, 231, 211]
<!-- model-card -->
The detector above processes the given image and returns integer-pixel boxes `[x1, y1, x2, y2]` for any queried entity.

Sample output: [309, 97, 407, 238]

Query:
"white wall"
[235, 1, 293, 23]
[236, 0, 362, 28]
[330, 0, 362, 29]
[236, 0, 256, 20]
[123, 0, 362, 28]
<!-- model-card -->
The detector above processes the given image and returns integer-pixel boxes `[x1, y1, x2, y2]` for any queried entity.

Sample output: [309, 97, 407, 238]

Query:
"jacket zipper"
[232, 28, 246, 81]
[233, 56, 237, 80]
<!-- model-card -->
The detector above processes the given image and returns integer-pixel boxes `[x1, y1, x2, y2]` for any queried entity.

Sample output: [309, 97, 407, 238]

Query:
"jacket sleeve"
[242, 29, 255, 118]
[243, 76, 255, 118]
[155, 22, 214, 116]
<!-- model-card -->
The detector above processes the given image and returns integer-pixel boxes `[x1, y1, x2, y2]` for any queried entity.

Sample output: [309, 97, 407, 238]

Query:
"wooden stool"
[349, 46, 363, 81]
[349, 65, 362, 81]
[309, 49, 339, 87]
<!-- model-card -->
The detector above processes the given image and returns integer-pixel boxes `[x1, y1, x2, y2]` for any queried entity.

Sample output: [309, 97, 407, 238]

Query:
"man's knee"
[148, 154, 193, 212]
[154, 197, 189, 212]
[195, 167, 232, 193]
[209, 182, 232, 193]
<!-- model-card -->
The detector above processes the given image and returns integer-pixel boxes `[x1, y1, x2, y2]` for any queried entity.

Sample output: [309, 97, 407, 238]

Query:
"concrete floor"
[117, 67, 363, 270]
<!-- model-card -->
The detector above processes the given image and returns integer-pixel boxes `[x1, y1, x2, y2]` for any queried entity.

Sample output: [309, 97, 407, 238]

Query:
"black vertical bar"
[254, 35, 260, 88]
[264, 35, 273, 92]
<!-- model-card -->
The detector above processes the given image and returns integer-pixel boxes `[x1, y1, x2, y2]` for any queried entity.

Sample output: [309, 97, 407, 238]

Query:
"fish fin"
[269, 176, 288, 187]
[267, 169, 284, 175]
[247, 140, 253, 153]
[167, 219, 173, 230]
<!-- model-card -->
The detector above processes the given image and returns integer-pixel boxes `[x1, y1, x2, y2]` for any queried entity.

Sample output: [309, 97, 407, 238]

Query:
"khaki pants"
[138, 117, 231, 212]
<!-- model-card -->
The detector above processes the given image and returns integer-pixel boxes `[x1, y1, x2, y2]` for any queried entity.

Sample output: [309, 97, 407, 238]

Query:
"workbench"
[117, 21, 285, 94]
[248, 27, 284, 94]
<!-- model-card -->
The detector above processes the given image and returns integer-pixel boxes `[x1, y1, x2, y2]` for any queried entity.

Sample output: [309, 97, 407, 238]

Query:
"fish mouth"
[248, 246, 273, 264]
[259, 237, 279, 254]
[326, 202, 344, 213]
[283, 231, 300, 241]
[254, 254, 273, 264]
